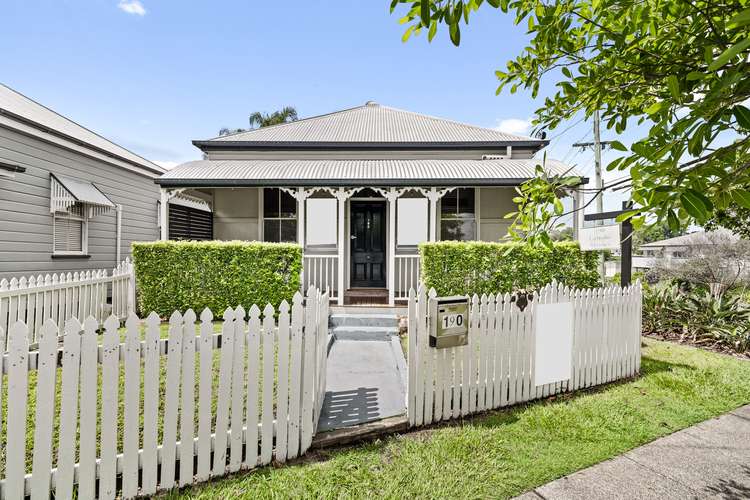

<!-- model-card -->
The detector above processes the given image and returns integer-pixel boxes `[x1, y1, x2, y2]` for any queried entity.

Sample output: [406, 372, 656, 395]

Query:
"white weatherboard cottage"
[157, 102, 585, 305]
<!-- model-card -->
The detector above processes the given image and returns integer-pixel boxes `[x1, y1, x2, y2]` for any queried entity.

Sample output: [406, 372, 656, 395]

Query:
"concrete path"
[516, 404, 750, 500]
[317, 334, 407, 433]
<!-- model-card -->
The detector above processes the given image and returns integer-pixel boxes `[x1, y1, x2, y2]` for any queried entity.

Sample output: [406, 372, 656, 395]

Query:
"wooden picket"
[407, 281, 643, 427]
[0, 287, 329, 499]
[0, 259, 135, 350]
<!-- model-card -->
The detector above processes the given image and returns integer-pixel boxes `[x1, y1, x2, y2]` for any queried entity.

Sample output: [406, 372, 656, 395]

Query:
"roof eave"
[192, 139, 550, 151]
[156, 176, 588, 188]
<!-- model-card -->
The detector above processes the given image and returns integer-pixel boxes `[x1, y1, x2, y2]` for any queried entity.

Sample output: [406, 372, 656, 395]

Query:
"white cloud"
[495, 118, 531, 136]
[118, 0, 146, 16]
[154, 161, 179, 170]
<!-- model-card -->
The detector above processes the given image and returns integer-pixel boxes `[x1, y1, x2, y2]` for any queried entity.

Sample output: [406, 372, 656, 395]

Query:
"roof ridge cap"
[202, 104, 370, 141]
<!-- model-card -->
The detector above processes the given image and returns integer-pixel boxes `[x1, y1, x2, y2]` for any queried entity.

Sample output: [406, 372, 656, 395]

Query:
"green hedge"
[131, 240, 302, 317]
[419, 241, 600, 296]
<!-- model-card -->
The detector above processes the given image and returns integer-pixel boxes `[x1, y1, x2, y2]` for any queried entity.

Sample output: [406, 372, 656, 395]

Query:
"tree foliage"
[219, 106, 299, 136]
[706, 202, 750, 239]
[392, 0, 750, 244]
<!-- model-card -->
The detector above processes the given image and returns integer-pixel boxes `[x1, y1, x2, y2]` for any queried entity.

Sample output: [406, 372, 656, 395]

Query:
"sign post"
[582, 202, 635, 287]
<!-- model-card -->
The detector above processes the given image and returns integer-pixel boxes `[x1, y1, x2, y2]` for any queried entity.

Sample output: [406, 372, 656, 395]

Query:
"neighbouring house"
[0, 83, 177, 279]
[635, 229, 740, 271]
[157, 101, 586, 305]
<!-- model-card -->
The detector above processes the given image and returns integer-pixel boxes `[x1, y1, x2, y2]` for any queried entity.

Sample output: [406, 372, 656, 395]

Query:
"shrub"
[642, 285, 750, 353]
[132, 240, 302, 317]
[419, 241, 600, 296]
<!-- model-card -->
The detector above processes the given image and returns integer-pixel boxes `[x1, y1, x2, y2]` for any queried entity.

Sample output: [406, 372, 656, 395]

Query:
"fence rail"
[394, 254, 420, 301]
[0, 260, 135, 350]
[303, 254, 338, 301]
[407, 281, 642, 427]
[0, 287, 328, 499]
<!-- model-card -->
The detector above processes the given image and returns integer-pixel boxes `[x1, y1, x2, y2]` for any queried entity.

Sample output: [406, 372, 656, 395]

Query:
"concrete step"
[331, 325, 400, 341]
[330, 313, 400, 328]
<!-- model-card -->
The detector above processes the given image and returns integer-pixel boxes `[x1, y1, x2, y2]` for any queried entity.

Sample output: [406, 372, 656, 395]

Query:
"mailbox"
[430, 295, 469, 349]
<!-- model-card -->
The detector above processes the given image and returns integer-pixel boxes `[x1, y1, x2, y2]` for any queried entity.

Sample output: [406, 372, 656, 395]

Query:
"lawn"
[166, 338, 750, 499]
[0, 321, 282, 477]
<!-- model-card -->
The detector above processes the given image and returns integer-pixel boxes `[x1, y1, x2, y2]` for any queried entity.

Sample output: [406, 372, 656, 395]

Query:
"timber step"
[344, 288, 388, 306]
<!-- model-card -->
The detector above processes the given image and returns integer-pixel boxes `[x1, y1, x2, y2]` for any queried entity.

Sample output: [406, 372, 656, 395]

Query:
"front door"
[350, 201, 386, 288]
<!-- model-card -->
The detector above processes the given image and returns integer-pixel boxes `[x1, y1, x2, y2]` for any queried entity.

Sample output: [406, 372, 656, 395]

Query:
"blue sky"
[1, 0, 638, 210]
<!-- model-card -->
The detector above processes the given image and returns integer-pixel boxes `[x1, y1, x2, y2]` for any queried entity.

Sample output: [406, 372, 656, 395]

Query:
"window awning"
[50, 174, 115, 216]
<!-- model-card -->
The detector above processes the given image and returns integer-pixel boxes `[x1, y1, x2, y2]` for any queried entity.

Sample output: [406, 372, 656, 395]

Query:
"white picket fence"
[407, 281, 642, 426]
[0, 286, 329, 499]
[0, 260, 135, 350]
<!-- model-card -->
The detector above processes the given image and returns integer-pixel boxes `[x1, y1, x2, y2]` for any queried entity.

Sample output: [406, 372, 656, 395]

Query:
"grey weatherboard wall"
[0, 124, 162, 278]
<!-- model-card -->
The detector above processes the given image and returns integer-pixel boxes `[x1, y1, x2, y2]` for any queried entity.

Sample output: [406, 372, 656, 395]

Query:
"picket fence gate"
[0, 286, 328, 500]
[407, 281, 642, 426]
[0, 259, 135, 351]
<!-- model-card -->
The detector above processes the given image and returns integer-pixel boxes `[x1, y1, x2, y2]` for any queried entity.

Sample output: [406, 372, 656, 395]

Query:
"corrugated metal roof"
[157, 158, 581, 186]
[0, 83, 164, 173]
[204, 102, 543, 144]
[639, 229, 737, 248]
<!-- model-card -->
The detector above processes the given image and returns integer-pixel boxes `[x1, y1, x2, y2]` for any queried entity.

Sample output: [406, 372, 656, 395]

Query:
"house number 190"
[442, 313, 464, 329]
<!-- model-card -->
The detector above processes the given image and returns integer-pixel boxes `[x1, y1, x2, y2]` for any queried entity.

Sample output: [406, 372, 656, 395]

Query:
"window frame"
[262, 188, 298, 243]
[52, 202, 89, 255]
[439, 187, 477, 241]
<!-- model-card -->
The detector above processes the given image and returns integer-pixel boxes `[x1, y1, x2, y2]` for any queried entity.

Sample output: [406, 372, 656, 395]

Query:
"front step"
[344, 288, 388, 305]
[331, 325, 400, 341]
[330, 313, 400, 328]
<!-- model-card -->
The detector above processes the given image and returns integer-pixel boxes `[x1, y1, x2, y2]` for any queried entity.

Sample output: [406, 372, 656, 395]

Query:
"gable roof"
[157, 158, 580, 187]
[639, 229, 738, 248]
[0, 83, 164, 175]
[195, 101, 547, 149]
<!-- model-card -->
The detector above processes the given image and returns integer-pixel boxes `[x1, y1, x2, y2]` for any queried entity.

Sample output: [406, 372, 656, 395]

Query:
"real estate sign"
[534, 301, 574, 386]
[579, 224, 620, 251]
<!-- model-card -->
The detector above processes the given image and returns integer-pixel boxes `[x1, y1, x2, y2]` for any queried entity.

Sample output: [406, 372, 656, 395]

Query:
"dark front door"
[350, 201, 386, 288]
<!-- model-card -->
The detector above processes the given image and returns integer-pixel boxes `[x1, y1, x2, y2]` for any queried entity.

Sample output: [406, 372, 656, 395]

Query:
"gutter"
[192, 140, 550, 150]
[155, 176, 589, 188]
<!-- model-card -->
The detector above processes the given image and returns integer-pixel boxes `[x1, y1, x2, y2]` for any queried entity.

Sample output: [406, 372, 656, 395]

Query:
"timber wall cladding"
[407, 281, 642, 426]
[0, 287, 328, 499]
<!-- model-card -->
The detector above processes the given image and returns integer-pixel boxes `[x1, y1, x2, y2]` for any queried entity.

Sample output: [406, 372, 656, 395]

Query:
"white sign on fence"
[579, 224, 620, 251]
[534, 301, 574, 386]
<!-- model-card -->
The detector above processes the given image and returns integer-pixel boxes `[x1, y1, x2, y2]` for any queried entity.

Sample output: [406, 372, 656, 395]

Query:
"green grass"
[0, 321, 280, 477]
[167, 338, 750, 499]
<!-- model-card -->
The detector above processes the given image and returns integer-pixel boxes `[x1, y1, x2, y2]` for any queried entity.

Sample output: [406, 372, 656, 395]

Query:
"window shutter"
[54, 213, 84, 252]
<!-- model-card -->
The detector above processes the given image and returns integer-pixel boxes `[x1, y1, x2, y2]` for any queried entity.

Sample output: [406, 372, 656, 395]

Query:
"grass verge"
[167, 338, 750, 499]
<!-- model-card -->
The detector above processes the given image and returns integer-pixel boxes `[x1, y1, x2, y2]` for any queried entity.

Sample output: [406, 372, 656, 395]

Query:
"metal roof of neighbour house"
[639, 229, 738, 248]
[194, 101, 548, 148]
[157, 158, 583, 187]
[0, 83, 164, 175]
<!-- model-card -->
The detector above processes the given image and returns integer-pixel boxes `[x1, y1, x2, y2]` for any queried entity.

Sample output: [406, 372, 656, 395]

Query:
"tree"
[219, 106, 299, 136]
[706, 202, 750, 239]
[651, 230, 750, 298]
[392, 0, 750, 247]
[633, 223, 686, 249]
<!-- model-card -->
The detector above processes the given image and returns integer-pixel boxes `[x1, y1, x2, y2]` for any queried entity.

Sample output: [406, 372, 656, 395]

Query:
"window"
[440, 188, 476, 241]
[263, 188, 297, 242]
[53, 202, 87, 254]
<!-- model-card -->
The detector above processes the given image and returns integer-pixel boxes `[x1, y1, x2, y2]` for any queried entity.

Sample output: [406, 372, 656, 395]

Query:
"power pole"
[574, 110, 611, 285]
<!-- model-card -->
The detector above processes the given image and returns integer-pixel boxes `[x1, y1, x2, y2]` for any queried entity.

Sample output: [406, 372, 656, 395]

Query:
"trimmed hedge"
[419, 241, 600, 296]
[131, 240, 302, 317]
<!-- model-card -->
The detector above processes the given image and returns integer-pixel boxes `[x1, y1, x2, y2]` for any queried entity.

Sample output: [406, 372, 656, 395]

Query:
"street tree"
[392, 0, 750, 247]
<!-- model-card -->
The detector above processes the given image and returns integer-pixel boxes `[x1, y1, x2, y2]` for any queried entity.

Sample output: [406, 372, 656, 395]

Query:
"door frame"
[348, 198, 387, 288]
